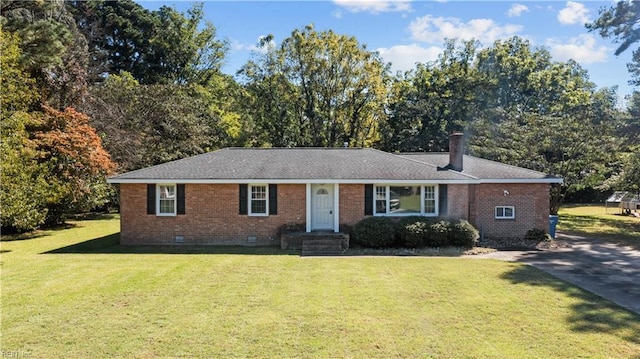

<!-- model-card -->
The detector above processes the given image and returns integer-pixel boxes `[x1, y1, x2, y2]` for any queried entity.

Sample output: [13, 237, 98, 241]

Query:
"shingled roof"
[399, 153, 561, 182]
[107, 147, 562, 184]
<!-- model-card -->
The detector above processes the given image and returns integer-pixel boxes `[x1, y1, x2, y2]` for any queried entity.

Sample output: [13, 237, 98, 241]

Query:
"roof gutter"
[107, 177, 563, 185]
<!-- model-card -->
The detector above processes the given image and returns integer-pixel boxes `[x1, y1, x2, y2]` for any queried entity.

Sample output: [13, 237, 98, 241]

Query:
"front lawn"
[2, 216, 639, 358]
[558, 203, 640, 249]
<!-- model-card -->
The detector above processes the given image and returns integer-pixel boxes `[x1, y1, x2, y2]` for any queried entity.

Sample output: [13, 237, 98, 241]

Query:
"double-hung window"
[157, 184, 176, 216]
[373, 185, 438, 216]
[424, 186, 436, 215]
[249, 185, 268, 216]
[495, 206, 515, 219]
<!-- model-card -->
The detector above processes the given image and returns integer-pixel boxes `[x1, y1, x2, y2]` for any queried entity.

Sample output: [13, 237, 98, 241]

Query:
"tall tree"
[383, 39, 481, 152]
[468, 38, 621, 213]
[1, 0, 89, 108]
[145, 4, 227, 85]
[588, 1, 640, 85]
[68, 1, 228, 85]
[0, 31, 51, 232]
[83, 72, 242, 172]
[239, 36, 304, 147]
[241, 25, 389, 147]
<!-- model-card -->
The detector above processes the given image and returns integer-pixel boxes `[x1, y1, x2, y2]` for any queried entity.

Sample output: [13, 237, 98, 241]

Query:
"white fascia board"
[108, 177, 562, 185]
[477, 178, 563, 184]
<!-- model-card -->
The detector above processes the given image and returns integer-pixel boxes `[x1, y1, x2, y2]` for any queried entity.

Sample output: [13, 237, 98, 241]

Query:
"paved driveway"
[480, 232, 640, 316]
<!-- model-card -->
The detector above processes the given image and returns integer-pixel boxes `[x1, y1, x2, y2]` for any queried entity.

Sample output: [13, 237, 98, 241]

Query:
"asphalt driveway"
[480, 231, 640, 316]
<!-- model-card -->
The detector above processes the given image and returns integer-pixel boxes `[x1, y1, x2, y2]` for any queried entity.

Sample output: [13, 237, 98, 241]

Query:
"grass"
[2, 216, 640, 358]
[558, 203, 640, 249]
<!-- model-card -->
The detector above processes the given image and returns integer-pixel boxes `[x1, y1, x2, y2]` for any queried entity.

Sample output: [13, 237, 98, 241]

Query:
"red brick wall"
[470, 183, 550, 239]
[446, 184, 470, 219]
[119, 182, 550, 244]
[339, 184, 366, 228]
[120, 183, 306, 245]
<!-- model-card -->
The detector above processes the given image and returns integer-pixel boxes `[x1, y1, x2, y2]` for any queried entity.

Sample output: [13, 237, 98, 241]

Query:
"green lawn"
[2, 216, 639, 358]
[558, 203, 640, 249]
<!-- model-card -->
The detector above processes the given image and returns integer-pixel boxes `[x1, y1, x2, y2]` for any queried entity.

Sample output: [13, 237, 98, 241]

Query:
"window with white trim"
[249, 185, 268, 216]
[374, 185, 438, 216]
[424, 185, 436, 214]
[375, 186, 387, 214]
[495, 206, 515, 219]
[157, 184, 176, 216]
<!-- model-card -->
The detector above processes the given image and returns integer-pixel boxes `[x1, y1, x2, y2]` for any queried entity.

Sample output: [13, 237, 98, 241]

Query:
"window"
[389, 186, 420, 214]
[373, 185, 438, 216]
[157, 184, 176, 216]
[424, 185, 436, 214]
[375, 186, 387, 214]
[249, 185, 268, 216]
[495, 206, 515, 219]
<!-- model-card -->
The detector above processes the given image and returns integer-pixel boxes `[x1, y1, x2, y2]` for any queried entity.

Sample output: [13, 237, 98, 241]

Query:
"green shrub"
[427, 220, 451, 247]
[450, 219, 480, 248]
[524, 228, 551, 242]
[396, 216, 430, 248]
[353, 217, 396, 248]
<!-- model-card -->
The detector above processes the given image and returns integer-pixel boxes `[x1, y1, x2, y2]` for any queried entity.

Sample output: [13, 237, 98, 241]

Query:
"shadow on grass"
[559, 214, 640, 250]
[502, 265, 640, 347]
[1, 223, 78, 242]
[43, 233, 300, 255]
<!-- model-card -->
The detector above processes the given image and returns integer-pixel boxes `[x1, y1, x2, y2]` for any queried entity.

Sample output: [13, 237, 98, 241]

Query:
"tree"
[383, 39, 481, 152]
[30, 106, 116, 224]
[145, 4, 227, 85]
[620, 151, 640, 198]
[240, 25, 389, 147]
[239, 36, 304, 147]
[68, 1, 228, 85]
[1, 0, 89, 108]
[467, 37, 621, 213]
[0, 31, 51, 232]
[83, 72, 243, 172]
[588, 1, 640, 85]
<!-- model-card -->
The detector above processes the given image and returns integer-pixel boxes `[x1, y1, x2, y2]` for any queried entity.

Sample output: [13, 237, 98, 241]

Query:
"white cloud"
[409, 15, 522, 45]
[507, 4, 529, 18]
[557, 1, 590, 25]
[377, 44, 442, 73]
[332, 0, 412, 14]
[231, 36, 276, 54]
[546, 34, 608, 64]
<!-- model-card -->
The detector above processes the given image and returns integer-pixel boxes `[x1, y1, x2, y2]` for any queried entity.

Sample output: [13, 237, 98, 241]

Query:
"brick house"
[107, 134, 562, 246]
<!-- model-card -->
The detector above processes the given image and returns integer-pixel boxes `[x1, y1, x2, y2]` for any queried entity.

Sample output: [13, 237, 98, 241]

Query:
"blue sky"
[140, 1, 634, 102]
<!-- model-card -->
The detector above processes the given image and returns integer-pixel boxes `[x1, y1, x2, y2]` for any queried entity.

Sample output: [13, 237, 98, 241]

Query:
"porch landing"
[281, 232, 349, 256]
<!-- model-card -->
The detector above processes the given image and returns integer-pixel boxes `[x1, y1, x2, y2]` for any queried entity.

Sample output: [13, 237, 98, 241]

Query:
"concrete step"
[301, 238, 343, 256]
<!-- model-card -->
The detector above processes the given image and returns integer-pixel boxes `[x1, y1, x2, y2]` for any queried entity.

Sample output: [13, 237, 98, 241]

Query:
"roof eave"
[107, 177, 563, 185]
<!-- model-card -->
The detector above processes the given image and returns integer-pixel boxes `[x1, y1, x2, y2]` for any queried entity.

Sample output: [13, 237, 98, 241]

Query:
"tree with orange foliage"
[31, 106, 116, 225]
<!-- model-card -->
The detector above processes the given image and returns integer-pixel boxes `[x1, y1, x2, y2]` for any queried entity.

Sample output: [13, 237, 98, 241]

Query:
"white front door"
[311, 184, 334, 230]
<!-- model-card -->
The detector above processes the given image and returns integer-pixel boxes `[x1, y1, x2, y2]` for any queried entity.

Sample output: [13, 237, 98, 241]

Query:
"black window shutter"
[364, 184, 373, 215]
[147, 184, 156, 215]
[439, 184, 448, 216]
[239, 184, 248, 215]
[269, 184, 277, 215]
[177, 184, 186, 215]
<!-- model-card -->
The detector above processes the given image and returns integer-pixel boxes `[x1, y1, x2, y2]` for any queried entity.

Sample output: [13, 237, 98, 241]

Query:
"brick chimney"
[448, 132, 464, 172]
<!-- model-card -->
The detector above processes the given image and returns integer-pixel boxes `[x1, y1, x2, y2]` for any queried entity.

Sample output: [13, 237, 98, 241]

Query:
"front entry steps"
[281, 232, 349, 256]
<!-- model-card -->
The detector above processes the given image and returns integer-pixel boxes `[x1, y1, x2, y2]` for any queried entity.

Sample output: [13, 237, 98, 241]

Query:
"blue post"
[549, 215, 559, 239]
